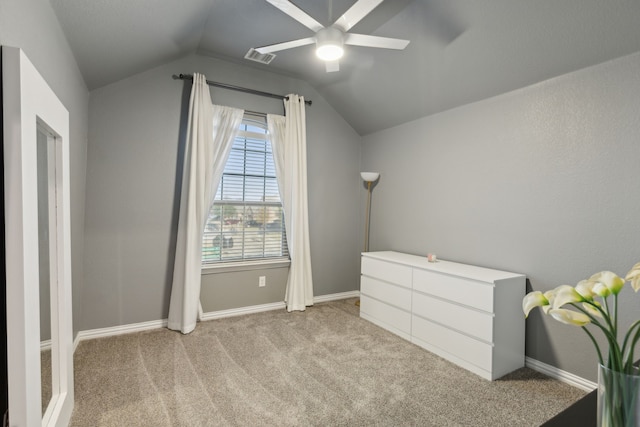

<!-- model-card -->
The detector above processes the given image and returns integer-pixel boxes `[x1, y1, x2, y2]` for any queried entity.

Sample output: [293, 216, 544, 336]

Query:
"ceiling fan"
[255, 0, 410, 72]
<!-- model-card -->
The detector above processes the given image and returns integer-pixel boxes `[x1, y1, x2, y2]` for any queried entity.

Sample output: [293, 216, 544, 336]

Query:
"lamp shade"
[360, 172, 380, 182]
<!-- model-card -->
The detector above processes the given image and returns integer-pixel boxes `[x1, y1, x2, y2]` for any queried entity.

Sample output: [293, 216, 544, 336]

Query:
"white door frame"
[3, 46, 74, 427]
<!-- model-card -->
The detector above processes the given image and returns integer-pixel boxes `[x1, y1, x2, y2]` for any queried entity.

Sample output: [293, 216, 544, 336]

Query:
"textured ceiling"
[50, 0, 640, 135]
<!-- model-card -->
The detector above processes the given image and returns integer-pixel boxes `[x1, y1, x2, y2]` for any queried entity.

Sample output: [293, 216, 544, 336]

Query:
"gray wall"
[83, 54, 362, 331]
[1, 0, 89, 337]
[361, 51, 640, 382]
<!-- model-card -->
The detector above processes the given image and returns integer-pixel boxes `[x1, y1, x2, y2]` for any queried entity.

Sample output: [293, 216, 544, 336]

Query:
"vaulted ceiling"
[50, 0, 640, 135]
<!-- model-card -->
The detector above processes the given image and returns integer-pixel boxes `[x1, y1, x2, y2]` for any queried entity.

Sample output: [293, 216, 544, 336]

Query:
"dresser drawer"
[361, 256, 412, 289]
[361, 276, 412, 311]
[412, 291, 494, 343]
[411, 314, 492, 371]
[413, 268, 494, 312]
[360, 295, 411, 337]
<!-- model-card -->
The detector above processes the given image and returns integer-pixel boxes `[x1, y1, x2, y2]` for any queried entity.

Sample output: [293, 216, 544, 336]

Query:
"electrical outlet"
[259, 276, 266, 287]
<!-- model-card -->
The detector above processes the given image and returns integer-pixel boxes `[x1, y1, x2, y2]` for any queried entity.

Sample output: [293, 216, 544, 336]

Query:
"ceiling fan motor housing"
[315, 27, 345, 60]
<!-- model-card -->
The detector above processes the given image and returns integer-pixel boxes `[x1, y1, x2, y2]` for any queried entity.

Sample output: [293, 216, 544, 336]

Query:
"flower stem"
[582, 325, 604, 365]
[622, 321, 640, 373]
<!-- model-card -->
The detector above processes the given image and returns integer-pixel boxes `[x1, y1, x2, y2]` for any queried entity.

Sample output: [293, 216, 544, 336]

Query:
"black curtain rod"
[175, 74, 312, 106]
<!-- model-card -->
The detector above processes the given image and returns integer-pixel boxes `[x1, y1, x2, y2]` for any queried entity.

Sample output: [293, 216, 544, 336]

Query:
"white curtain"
[168, 73, 244, 333]
[267, 94, 314, 312]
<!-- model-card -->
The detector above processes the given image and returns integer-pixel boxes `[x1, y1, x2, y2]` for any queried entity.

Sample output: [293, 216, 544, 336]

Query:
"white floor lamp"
[361, 172, 380, 252]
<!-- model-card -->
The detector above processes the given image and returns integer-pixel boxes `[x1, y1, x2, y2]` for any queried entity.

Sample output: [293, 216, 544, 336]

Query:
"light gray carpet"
[70, 298, 585, 426]
[41, 349, 52, 415]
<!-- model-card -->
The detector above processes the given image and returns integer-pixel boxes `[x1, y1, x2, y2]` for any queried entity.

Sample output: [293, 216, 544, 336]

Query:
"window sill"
[201, 258, 291, 275]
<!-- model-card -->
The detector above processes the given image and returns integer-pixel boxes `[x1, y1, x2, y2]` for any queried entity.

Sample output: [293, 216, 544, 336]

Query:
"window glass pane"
[219, 175, 243, 201]
[245, 138, 267, 152]
[264, 206, 286, 257]
[265, 178, 279, 199]
[265, 155, 275, 176]
[204, 116, 288, 264]
[245, 123, 266, 135]
[245, 176, 265, 202]
[245, 150, 266, 175]
[232, 135, 246, 151]
[225, 149, 245, 174]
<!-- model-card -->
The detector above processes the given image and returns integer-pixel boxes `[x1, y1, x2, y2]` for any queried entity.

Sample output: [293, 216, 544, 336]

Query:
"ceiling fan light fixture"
[316, 44, 344, 61]
[315, 27, 344, 61]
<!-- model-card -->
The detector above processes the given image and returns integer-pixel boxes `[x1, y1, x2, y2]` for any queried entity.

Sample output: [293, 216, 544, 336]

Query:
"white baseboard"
[74, 318, 168, 351]
[200, 301, 286, 321]
[200, 290, 360, 321]
[73, 290, 361, 348]
[525, 356, 597, 391]
[313, 290, 360, 303]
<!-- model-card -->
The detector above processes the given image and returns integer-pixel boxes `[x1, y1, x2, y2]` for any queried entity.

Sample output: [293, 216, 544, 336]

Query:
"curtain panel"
[267, 94, 314, 312]
[168, 73, 244, 333]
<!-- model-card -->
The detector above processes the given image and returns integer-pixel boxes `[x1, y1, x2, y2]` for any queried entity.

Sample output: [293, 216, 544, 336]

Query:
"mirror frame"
[3, 46, 74, 427]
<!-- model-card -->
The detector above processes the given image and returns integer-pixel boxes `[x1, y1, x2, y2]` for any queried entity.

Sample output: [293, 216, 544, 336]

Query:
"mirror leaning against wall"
[37, 126, 54, 418]
[3, 46, 74, 427]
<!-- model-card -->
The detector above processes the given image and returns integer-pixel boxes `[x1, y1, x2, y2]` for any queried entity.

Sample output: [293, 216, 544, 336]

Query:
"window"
[202, 115, 288, 264]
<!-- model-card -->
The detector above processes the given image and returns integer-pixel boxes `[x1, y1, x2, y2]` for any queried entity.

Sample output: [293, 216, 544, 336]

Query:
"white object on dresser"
[359, 251, 526, 381]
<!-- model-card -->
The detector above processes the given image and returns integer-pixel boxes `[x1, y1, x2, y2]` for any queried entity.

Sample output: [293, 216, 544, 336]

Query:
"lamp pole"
[360, 172, 380, 253]
[364, 180, 372, 252]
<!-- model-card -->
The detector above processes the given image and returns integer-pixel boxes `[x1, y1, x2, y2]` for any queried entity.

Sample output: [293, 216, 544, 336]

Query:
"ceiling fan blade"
[265, 0, 324, 32]
[255, 37, 316, 54]
[334, 0, 384, 32]
[344, 33, 410, 50]
[325, 60, 340, 73]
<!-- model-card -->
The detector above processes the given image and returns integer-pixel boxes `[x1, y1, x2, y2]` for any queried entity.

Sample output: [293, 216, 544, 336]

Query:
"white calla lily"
[593, 282, 611, 298]
[590, 271, 625, 295]
[542, 290, 557, 314]
[549, 308, 591, 326]
[523, 291, 549, 317]
[575, 280, 596, 300]
[552, 285, 584, 309]
[625, 262, 640, 292]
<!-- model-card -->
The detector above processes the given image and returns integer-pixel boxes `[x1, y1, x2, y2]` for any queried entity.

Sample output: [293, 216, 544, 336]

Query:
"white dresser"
[360, 251, 526, 381]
